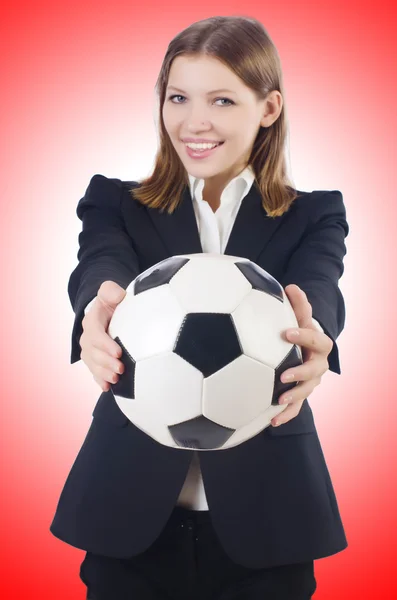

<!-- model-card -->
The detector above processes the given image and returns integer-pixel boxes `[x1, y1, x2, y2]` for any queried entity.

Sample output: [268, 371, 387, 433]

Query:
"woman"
[50, 15, 349, 600]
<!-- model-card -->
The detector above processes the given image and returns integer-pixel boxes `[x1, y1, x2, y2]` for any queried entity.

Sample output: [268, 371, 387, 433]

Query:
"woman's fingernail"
[288, 329, 299, 337]
[280, 395, 292, 404]
[281, 372, 294, 382]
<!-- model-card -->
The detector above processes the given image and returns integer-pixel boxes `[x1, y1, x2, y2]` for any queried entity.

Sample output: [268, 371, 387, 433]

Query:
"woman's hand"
[79, 281, 127, 392]
[272, 284, 334, 427]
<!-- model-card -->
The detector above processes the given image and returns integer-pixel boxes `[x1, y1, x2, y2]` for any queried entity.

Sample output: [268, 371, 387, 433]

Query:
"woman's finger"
[272, 379, 320, 427]
[278, 377, 321, 407]
[89, 346, 124, 375]
[280, 357, 329, 384]
[99, 366, 119, 385]
[82, 314, 122, 358]
[285, 285, 313, 329]
[93, 375, 111, 392]
[272, 398, 305, 426]
[82, 348, 120, 386]
[286, 327, 333, 355]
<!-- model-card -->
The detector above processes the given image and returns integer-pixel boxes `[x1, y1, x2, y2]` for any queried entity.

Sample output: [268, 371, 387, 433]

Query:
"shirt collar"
[187, 164, 255, 204]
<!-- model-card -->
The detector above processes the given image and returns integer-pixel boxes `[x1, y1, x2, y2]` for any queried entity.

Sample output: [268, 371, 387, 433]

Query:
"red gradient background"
[1, 1, 396, 598]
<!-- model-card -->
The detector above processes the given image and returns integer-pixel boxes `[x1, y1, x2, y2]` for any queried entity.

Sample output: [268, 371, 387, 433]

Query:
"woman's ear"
[260, 90, 283, 127]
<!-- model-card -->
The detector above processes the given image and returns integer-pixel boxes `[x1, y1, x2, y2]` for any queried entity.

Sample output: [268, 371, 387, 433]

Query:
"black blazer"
[50, 174, 349, 569]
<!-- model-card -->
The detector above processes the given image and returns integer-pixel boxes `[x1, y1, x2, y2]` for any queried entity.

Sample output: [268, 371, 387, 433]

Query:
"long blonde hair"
[130, 15, 300, 217]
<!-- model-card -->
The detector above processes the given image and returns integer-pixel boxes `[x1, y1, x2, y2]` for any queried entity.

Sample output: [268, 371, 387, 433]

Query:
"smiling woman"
[131, 16, 296, 217]
[50, 14, 349, 600]
[162, 53, 283, 189]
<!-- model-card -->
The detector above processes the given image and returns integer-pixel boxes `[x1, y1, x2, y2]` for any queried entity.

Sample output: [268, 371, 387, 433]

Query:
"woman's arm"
[280, 190, 349, 374]
[68, 174, 140, 364]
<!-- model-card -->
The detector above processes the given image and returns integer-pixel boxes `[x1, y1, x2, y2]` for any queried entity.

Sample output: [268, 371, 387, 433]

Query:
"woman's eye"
[169, 95, 185, 103]
[216, 98, 234, 106]
[168, 95, 234, 106]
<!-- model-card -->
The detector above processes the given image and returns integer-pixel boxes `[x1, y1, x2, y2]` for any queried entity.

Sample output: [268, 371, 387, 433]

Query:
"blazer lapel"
[147, 181, 289, 264]
[147, 186, 203, 257]
[224, 182, 287, 262]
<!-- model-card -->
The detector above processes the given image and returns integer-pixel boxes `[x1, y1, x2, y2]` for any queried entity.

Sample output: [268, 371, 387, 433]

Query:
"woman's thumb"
[97, 280, 126, 309]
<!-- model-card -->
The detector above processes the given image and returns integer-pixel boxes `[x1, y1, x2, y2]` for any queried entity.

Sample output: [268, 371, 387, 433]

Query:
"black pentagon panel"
[134, 256, 190, 295]
[109, 336, 136, 399]
[174, 313, 242, 377]
[235, 261, 283, 302]
[169, 415, 235, 449]
[271, 344, 303, 405]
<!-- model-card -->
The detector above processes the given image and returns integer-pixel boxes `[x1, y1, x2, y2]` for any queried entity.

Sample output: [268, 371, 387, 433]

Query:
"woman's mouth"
[184, 141, 225, 159]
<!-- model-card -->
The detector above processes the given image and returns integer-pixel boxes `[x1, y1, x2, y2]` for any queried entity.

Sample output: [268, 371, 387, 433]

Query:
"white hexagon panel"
[202, 355, 275, 430]
[108, 284, 185, 361]
[169, 253, 252, 314]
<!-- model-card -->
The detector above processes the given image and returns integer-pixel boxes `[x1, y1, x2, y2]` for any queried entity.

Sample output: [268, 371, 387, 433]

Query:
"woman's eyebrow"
[166, 85, 237, 95]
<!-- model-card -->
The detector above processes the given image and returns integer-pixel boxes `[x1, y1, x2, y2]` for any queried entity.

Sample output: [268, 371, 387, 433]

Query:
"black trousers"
[80, 505, 317, 600]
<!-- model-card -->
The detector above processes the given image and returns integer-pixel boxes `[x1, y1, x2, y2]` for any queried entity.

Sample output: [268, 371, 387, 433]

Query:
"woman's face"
[162, 54, 282, 193]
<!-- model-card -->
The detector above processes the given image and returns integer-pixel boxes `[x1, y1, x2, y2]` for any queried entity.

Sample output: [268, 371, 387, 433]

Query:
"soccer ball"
[108, 254, 302, 451]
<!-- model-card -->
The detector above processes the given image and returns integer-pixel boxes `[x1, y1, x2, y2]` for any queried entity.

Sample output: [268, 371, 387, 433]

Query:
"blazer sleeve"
[68, 174, 140, 364]
[279, 190, 349, 375]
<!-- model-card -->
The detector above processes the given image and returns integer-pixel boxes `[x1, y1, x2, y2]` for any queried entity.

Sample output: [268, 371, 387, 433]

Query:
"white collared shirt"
[188, 164, 256, 253]
[84, 166, 323, 511]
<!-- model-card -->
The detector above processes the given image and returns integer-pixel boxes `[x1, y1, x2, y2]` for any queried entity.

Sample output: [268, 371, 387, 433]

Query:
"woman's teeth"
[185, 142, 222, 151]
